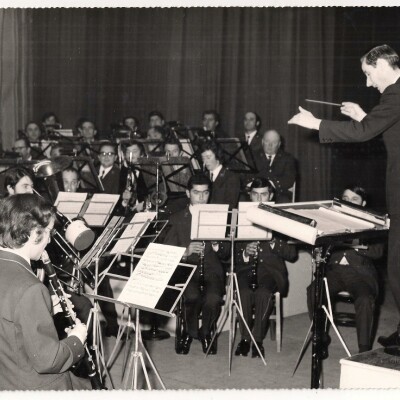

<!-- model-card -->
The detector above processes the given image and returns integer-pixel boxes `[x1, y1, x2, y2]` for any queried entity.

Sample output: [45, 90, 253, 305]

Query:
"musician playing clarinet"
[0, 194, 89, 390]
[235, 178, 296, 358]
[163, 174, 228, 355]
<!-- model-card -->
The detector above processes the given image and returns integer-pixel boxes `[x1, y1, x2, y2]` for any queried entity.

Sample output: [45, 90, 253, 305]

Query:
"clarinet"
[249, 242, 259, 292]
[198, 242, 206, 296]
[40, 250, 106, 390]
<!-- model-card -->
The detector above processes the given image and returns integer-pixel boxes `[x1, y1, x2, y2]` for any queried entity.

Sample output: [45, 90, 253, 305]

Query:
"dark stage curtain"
[28, 8, 336, 202]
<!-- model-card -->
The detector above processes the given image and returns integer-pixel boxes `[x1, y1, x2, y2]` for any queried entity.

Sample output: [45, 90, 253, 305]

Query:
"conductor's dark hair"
[4, 167, 35, 191]
[199, 140, 224, 163]
[164, 136, 182, 152]
[187, 174, 212, 191]
[342, 184, 367, 203]
[0, 194, 56, 248]
[249, 177, 276, 198]
[148, 111, 164, 121]
[361, 44, 399, 68]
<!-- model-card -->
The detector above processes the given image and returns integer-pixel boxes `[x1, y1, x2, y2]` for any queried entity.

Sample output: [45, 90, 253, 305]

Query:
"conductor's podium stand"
[340, 348, 400, 388]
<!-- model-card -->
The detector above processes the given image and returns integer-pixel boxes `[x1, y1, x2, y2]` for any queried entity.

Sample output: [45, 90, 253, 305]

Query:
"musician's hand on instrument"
[185, 241, 203, 257]
[288, 106, 321, 130]
[134, 201, 145, 212]
[67, 319, 88, 345]
[51, 294, 63, 315]
[245, 242, 258, 257]
[340, 102, 367, 122]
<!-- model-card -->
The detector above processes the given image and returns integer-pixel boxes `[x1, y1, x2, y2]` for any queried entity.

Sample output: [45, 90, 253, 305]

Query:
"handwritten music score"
[118, 243, 186, 309]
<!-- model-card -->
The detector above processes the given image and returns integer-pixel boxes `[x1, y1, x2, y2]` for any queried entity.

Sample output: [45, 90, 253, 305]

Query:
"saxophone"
[249, 242, 259, 292]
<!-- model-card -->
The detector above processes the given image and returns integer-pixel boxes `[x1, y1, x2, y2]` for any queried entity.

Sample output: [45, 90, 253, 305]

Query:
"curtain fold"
[0, 9, 31, 151]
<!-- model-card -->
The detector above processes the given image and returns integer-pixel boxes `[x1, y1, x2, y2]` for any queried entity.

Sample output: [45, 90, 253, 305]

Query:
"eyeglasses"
[99, 152, 116, 157]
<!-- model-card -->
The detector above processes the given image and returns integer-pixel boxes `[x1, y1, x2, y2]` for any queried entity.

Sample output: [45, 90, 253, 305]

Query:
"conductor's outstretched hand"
[288, 106, 321, 130]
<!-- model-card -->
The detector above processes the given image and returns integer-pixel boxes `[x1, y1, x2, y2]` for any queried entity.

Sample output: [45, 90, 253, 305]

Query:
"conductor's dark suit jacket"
[0, 250, 85, 390]
[319, 78, 400, 215]
[209, 166, 240, 210]
[234, 239, 297, 297]
[98, 164, 121, 194]
[254, 148, 296, 203]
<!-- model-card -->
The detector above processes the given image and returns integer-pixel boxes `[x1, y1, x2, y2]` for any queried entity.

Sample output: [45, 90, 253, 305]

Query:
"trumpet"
[249, 242, 259, 292]
[198, 241, 206, 295]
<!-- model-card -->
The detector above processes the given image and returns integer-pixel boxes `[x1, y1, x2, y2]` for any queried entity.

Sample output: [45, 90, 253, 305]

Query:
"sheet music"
[118, 243, 186, 309]
[109, 212, 157, 255]
[54, 191, 87, 219]
[190, 204, 229, 239]
[237, 202, 273, 240]
[83, 193, 120, 226]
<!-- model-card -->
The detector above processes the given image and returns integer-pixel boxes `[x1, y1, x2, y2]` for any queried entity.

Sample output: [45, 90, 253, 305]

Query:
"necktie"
[246, 134, 251, 144]
[99, 170, 105, 179]
[267, 155, 272, 166]
[210, 172, 214, 182]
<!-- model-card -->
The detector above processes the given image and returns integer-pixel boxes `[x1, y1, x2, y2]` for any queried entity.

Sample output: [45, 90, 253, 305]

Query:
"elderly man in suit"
[289, 44, 400, 356]
[254, 129, 296, 203]
[0, 194, 88, 390]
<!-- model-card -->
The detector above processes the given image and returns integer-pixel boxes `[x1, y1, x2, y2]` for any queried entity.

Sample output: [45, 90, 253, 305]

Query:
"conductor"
[288, 44, 400, 355]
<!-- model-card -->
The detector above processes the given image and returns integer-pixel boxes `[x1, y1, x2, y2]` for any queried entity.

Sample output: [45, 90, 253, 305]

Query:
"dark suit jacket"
[163, 207, 227, 282]
[98, 164, 121, 194]
[319, 78, 400, 215]
[210, 166, 240, 209]
[119, 165, 148, 202]
[234, 239, 297, 297]
[254, 149, 296, 203]
[0, 250, 85, 390]
[326, 241, 384, 295]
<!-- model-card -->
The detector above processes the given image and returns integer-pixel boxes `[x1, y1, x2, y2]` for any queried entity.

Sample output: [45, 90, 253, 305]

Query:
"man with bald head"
[254, 129, 296, 203]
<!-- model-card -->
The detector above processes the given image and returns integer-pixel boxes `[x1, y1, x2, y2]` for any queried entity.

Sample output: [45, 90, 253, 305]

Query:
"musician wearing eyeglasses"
[13, 137, 43, 161]
[234, 178, 297, 358]
[97, 142, 121, 194]
[0, 194, 89, 390]
[163, 174, 227, 355]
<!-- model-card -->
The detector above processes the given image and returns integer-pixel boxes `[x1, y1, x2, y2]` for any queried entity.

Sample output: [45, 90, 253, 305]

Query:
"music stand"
[190, 205, 268, 373]
[77, 215, 125, 388]
[160, 156, 193, 193]
[71, 156, 104, 193]
[94, 243, 195, 390]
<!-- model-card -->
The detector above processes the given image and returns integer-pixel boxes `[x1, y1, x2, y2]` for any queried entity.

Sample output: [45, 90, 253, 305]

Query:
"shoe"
[378, 331, 400, 347]
[201, 334, 217, 355]
[235, 339, 250, 356]
[177, 333, 192, 355]
[384, 346, 400, 357]
[252, 342, 265, 358]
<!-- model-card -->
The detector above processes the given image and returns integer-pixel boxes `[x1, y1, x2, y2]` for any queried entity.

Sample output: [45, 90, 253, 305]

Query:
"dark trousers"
[307, 266, 377, 349]
[387, 215, 400, 331]
[237, 274, 276, 342]
[183, 272, 224, 338]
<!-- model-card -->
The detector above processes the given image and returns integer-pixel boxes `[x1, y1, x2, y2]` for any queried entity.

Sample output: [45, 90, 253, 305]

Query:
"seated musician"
[235, 178, 297, 358]
[120, 140, 148, 213]
[307, 185, 384, 355]
[24, 121, 43, 142]
[164, 174, 227, 355]
[0, 194, 89, 390]
[202, 109, 225, 138]
[5, 167, 95, 346]
[13, 137, 42, 161]
[41, 111, 61, 136]
[200, 140, 240, 210]
[97, 142, 121, 194]
[76, 118, 97, 144]
[4, 167, 34, 195]
[122, 115, 142, 138]
[254, 129, 296, 203]
[62, 167, 81, 193]
[148, 110, 166, 128]
[147, 126, 165, 155]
